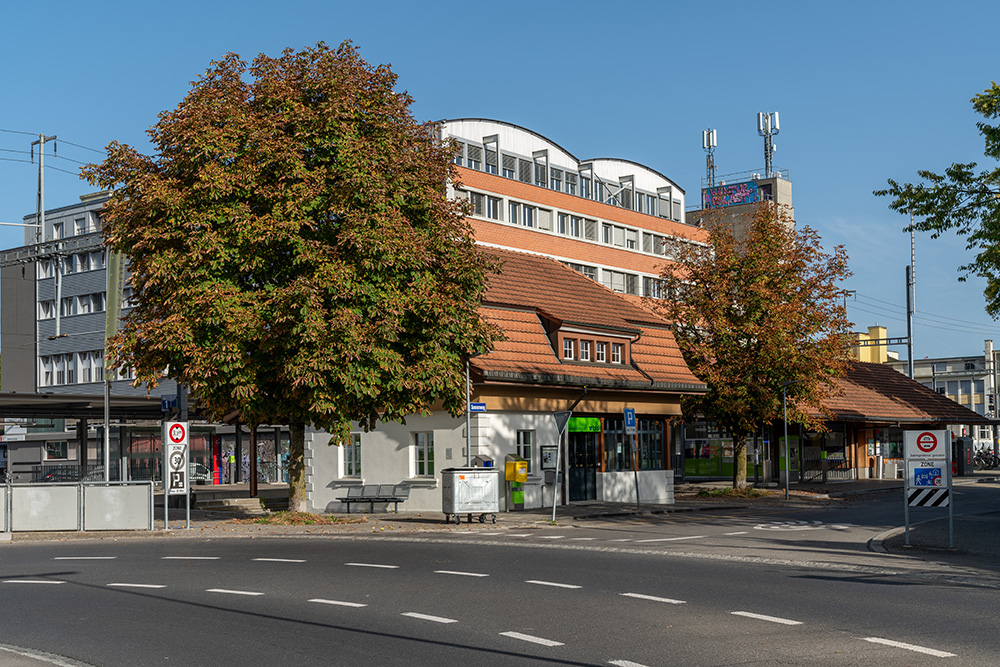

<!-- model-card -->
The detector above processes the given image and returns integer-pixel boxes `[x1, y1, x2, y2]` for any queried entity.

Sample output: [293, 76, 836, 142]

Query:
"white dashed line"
[609, 538, 633, 542]
[161, 556, 220, 560]
[724, 531, 748, 536]
[526, 580, 582, 589]
[206, 588, 264, 596]
[53, 556, 117, 560]
[308, 599, 367, 608]
[568, 537, 597, 541]
[506, 534, 533, 537]
[402, 612, 458, 624]
[620, 592, 686, 604]
[108, 583, 166, 589]
[500, 631, 564, 647]
[731, 611, 802, 625]
[862, 637, 956, 658]
[345, 563, 399, 569]
[538, 535, 566, 540]
[3, 580, 65, 585]
[635, 535, 707, 543]
[252, 558, 306, 563]
[434, 570, 489, 577]
[609, 660, 650, 667]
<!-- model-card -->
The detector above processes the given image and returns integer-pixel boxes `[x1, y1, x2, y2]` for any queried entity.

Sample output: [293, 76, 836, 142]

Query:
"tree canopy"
[876, 81, 1000, 316]
[83, 42, 499, 508]
[653, 203, 853, 488]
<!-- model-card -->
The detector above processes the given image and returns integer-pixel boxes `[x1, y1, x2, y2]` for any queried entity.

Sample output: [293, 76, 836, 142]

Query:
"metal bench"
[336, 484, 409, 513]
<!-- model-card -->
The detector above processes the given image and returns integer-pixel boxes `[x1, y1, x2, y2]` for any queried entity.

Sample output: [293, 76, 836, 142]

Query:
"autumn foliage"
[653, 203, 853, 488]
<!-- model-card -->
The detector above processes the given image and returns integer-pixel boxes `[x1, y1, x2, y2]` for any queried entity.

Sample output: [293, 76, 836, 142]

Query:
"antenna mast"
[756, 111, 779, 177]
[702, 128, 717, 207]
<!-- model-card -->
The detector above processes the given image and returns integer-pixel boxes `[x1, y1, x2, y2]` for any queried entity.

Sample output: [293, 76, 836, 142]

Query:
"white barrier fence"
[2, 482, 154, 532]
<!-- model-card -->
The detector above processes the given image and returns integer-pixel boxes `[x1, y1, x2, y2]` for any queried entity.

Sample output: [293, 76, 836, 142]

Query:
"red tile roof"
[812, 361, 990, 425]
[474, 247, 706, 392]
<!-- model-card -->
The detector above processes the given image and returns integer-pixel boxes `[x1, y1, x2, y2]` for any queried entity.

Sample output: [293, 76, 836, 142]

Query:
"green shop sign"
[568, 417, 601, 433]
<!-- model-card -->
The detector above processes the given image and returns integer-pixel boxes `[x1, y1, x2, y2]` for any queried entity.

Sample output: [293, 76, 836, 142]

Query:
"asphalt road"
[3, 492, 1000, 667]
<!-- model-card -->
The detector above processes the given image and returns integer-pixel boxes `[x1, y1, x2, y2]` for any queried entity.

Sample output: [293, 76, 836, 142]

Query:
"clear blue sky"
[2, 0, 999, 360]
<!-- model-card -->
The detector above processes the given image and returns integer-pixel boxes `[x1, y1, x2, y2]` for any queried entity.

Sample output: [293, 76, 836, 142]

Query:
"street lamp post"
[781, 381, 800, 501]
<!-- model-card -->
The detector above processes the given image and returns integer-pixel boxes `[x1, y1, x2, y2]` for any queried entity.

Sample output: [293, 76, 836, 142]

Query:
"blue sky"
[2, 0, 999, 360]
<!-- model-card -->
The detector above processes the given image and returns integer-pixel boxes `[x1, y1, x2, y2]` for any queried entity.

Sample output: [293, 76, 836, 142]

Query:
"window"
[947, 380, 958, 396]
[509, 201, 519, 226]
[79, 351, 104, 384]
[37, 259, 55, 279]
[625, 229, 638, 249]
[38, 300, 55, 320]
[413, 432, 434, 476]
[611, 343, 624, 364]
[452, 141, 465, 165]
[595, 342, 607, 363]
[933, 362, 947, 373]
[643, 277, 664, 299]
[521, 205, 534, 228]
[975, 379, 985, 393]
[565, 172, 577, 196]
[52, 222, 63, 240]
[486, 196, 501, 220]
[470, 192, 485, 216]
[580, 340, 591, 362]
[466, 145, 482, 171]
[569, 216, 581, 238]
[45, 441, 69, 461]
[550, 168, 563, 192]
[40, 356, 53, 387]
[566, 262, 597, 280]
[534, 163, 547, 187]
[581, 177, 592, 200]
[558, 213, 568, 234]
[485, 148, 498, 175]
[563, 339, 575, 360]
[60, 297, 76, 317]
[345, 433, 362, 477]
[960, 380, 972, 395]
[75, 218, 87, 236]
[502, 154, 516, 179]
[516, 430, 533, 473]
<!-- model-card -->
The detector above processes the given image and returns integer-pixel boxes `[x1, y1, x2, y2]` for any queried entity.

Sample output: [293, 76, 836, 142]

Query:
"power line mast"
[30, 134, 57, 244]
[756, 112, 779, 178]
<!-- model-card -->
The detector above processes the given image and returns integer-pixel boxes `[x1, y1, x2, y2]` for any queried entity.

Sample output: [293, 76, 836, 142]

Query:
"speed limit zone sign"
[164, 421, 189, 496]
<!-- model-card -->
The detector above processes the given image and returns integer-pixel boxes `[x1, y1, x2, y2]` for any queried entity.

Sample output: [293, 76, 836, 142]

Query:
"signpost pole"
[948, 436, 954, 549]
[624, 408, 639, 510]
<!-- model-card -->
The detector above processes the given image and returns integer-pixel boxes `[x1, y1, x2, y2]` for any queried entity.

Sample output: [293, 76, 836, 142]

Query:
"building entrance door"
[569, 432, 599, 501]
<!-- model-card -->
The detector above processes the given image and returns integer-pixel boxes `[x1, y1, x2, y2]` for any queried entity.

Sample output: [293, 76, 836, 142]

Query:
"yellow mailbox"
[505, 459, 528, 483]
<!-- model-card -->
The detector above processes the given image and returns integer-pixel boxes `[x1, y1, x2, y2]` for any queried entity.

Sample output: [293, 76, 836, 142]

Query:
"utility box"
[441, 467, 499, 524]
[955, 437, 974, 476]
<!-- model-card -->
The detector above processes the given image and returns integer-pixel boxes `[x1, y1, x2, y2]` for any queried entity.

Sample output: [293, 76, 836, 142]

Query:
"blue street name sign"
[470, 402, 488, 413]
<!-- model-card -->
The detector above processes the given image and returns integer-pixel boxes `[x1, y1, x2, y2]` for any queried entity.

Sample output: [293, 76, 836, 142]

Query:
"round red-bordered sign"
[168, 423, 187, 444]
[916, 432, 938, 453]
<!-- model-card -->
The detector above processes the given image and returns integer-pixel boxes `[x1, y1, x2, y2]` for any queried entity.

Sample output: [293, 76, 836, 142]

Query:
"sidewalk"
[6, 473, 1000, 575]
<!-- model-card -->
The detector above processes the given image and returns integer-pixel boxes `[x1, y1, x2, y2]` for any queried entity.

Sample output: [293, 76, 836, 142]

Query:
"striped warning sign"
[908, 488, 950, 507]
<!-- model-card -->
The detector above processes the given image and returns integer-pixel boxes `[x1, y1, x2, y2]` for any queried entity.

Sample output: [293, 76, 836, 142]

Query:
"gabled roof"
[474, 247, 706, 392]
[814, 361, 989, 425]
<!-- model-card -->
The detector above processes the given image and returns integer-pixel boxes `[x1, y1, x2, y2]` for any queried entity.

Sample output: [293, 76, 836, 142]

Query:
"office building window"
[502, 154, 516, 179]
[45, 441, 69, 461]
[413, 432, 434, 476]
[486, 196, 501, 220]
[550, 168, 563, 192]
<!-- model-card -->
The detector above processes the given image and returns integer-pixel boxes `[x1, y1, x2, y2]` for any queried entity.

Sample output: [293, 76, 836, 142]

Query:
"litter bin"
[441, 467, 499, 524]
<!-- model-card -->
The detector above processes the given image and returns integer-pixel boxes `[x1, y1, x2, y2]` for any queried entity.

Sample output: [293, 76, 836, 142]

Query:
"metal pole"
[465, 358, 471, 466]
[103, 378, 111, 482]
[783, 387, 790, 501]
[632, 432, 640, 510]
[906, 265, 914, 379]
[551, 430, 563, 523]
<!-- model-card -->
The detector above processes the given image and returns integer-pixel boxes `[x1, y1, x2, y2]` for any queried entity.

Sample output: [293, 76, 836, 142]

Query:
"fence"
[801, 455, 855, 483]
[2, 481, 154, 532]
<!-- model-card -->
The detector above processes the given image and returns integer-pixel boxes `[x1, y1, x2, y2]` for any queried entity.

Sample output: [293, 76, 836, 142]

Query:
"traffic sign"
[164, 421, 189, 496]
[624, 408, 637, 435]
[904, 430, 946, 460]
[470, 402, 487, 413]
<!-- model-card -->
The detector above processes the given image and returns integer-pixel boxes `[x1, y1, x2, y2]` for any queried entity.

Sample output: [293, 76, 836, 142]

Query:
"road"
[1, 488, 999, 666]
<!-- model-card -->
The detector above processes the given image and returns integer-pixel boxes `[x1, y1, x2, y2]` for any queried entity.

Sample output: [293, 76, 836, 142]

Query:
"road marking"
[53, 556, 117, 560]
[609, 661, 650, 667]
[0, 643, 94, 667]
[526, 580, 582, 589]
[402, 612, 458, 624]
[434, 570, 489, 577]
[724, 531, 748, 536]
[308, 599, 367, 608]
[506, 534, 533, 537]
[862, 637, 956, 658]
[620, 592, 686, 604]
[206, 588, 264, 596]
[161, 556, 220, 560]
[345, 562, 399, 569]
[609, 538, 633, 542]
[253, 558, 306, 563]
[500, 631, 564, 647]
[3, 580, 65, 585]
[569, 537, 597, 541]
[731, 611, 802, 625]
[538, 535, 566, 539]
[108, 583, 166, 589]
[635, 535, 707, 543]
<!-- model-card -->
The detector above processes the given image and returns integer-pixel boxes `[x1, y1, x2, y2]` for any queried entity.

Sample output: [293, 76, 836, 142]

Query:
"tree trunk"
[288, 421, 306, 513]
[732, 432, 748, 490]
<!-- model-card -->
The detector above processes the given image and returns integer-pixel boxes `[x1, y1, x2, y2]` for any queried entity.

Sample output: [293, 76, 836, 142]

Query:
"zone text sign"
[904, 430, 947, 460]
[164, 421, 189, 496]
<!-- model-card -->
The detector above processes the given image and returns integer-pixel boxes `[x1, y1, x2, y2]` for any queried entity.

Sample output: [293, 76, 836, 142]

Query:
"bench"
[336, 484, 410, 513]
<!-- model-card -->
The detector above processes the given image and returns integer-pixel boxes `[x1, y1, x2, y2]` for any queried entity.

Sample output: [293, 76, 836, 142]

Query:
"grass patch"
[696, 487, 772, 499]
[232, 511, 366, 526]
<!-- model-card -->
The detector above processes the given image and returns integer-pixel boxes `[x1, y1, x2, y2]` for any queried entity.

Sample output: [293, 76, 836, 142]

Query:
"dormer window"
[580, 340, 591, 362]
[595, 342, 606, 362]
[563, 339, 575, 360]
[611, 343, 624, 364]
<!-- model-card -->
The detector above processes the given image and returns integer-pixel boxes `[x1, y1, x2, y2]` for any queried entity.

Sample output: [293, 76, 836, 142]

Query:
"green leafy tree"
[653, 203, 853, 489]
[876, 82, 1000, 316]
[83, 42, 499, 511]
